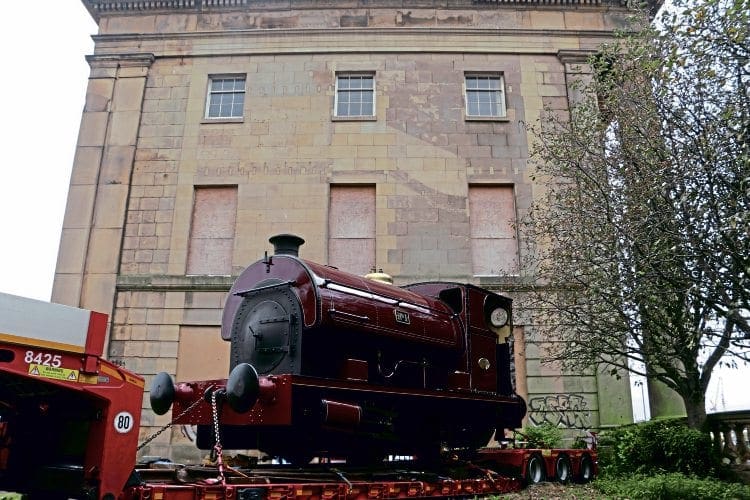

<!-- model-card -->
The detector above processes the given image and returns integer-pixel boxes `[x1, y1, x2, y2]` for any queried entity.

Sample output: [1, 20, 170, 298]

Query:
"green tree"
[523, 0, 750, 429]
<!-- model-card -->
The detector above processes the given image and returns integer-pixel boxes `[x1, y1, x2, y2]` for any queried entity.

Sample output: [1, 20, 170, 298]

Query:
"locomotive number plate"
[394, 310, 410, 325]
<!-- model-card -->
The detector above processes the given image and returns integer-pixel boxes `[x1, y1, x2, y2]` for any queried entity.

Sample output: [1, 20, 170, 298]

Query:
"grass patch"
[594, 472, 750, 499]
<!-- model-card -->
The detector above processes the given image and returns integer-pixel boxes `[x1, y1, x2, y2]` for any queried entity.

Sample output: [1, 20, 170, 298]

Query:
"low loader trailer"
[0, 292, 595, 499]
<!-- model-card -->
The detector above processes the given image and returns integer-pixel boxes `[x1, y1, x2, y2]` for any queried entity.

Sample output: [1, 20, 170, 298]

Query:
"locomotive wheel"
[555, 454, 572, 484]
[525, 453, 546, 485]
[576, 454, 594, 483]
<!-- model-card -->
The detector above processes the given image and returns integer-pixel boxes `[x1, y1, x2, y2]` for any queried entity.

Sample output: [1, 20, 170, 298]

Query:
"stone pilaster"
[53, 53, 154, 344]
[557, 49, 597, 108]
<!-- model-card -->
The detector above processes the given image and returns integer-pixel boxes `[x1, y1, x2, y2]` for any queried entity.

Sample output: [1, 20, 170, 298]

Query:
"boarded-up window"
[329, 185, 375, 275]
[187, 186, 237, 275]
[469, 185, 519, 275]
[176, 326, 230, 381]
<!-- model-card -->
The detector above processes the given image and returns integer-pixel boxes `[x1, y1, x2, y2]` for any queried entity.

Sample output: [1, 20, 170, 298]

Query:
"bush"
[520, 422, 563, 448]
[598, 418, 720, 477]
[595, 472, 750, 499]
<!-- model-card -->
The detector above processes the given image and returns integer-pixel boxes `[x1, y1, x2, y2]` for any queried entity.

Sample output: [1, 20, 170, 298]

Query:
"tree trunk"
[683, 393, 707, 430]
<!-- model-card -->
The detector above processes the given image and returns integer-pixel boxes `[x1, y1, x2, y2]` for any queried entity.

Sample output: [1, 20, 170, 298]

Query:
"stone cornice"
[82, 0, 629, 21]
[557, 48, 598, 64]
[83, 0, 197, 20]
[93, 26, 618, 41]
[92, 27, 624, 47]
[117, 274, 234, 292]
[85, 52, 155, 68]
[88, 27, 619, 60]
[117, 275, 539, 294]
[115, 273, 543, 293]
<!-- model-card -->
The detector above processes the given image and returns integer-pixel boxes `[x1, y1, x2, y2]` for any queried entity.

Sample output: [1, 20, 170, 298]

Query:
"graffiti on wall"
[528, 394, 593, 429]
[181, 424, 197, 442]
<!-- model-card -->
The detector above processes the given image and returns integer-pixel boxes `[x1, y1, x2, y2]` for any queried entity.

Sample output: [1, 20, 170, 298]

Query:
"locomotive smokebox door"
[231, 283, 303, 375]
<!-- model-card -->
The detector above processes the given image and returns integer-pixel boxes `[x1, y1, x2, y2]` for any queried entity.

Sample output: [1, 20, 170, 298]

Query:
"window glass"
[205, 76, 246, 119]
[335, 74, 375, 118]
[465, 75, 506, 118]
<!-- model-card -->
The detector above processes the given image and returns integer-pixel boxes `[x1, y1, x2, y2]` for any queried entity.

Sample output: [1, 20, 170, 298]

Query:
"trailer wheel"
[525, 454, 546, 485]
[555, 454, 572, 484]
[576, 454, 594, 483]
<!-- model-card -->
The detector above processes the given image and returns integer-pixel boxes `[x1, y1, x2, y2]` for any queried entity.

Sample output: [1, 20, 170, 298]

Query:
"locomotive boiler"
[151, 234, 526, 464]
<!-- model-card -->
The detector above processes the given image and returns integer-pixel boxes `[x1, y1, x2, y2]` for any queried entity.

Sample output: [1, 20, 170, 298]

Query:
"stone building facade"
[56, 0, 634, 460]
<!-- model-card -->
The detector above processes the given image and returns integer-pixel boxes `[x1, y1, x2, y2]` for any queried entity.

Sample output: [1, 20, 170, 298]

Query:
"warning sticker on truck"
[28, 363, 79, 382]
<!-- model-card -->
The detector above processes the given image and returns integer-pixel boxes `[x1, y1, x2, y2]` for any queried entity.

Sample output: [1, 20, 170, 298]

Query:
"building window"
[334, 74, 375, 118]
[187, 186, 237, 275]
[465, 74, 506, 119]
[468, 185, 518, 276]
[328, 185, 376, 275]
[205, 75, 246, 119]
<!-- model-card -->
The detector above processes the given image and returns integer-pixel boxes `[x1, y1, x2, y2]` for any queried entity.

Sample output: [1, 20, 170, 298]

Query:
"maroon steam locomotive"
[150, 234, 526, 464]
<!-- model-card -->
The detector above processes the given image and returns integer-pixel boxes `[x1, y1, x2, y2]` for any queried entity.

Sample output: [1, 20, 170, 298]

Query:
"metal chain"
[210, 389, 226, 484]
[137, 396, 204, 451]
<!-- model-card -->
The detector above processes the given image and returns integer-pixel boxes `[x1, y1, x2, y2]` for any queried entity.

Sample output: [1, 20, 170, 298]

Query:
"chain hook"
[137, 395, 204, 452]
[210, 388, 226, 484]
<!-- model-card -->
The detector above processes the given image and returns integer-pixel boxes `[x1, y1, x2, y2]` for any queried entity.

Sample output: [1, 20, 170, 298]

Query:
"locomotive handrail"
[323, 281, 438, 315]
[328, 308, 371, 323]
[235, 280, 296, 297]
[323, 281, 398, 305]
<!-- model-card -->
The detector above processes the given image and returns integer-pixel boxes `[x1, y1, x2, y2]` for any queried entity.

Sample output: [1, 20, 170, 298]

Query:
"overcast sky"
[0, 2, 745, 414]
[0, 2, 96, 301]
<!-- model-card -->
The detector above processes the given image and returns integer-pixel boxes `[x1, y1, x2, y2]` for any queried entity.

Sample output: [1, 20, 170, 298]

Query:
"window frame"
[204, 74, 247, 121]
[464, 73, 508, 121]
[333, 72, 377, 121]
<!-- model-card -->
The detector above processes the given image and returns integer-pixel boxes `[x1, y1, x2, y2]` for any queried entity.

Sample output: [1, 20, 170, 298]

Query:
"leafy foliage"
[520, 422, 563, 449]
[523, 0, 750, 428]
[594, 472, 750, 500]
[598, 418, 719, 476]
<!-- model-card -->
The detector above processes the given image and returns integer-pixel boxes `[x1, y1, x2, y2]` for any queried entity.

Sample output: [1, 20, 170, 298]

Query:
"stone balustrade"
[707, 410, 750, 463]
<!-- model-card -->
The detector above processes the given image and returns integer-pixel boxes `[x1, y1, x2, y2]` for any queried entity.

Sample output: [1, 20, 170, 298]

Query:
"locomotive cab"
[404, 282, 516, 396]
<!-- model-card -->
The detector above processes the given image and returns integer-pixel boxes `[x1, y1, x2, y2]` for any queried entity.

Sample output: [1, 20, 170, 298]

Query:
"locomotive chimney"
[269, 234, 305, 256]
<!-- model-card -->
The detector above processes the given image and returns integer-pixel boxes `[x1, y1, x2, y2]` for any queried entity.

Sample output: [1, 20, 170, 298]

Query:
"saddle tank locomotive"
[151, 234, 526, 464]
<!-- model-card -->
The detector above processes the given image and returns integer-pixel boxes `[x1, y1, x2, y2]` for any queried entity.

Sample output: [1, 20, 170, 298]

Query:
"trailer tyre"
[555, 454, 572, 484]
[525, 454, 546, 485]
[577, 454, 594, 483]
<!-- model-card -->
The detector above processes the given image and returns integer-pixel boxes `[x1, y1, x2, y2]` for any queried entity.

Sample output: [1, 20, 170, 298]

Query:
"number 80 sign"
[114, 411, 134, 434]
